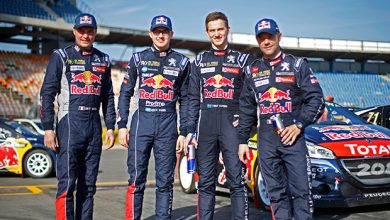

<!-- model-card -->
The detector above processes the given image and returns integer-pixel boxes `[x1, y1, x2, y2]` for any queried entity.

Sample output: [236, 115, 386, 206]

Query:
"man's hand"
[238, 144, 250, 164]
[176, 135, 186, 153]
[281, 124, 302, 146]
[183, 133, 198, 154]
[44, 130, 58, 151]
[119, 128, 129, 148]
[104, 129, 115, 150]
[232, 114, 239, 127]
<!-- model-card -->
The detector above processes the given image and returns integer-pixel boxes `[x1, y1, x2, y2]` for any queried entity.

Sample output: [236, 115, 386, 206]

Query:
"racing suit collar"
[74, 44, 93, 56]
[211, 44, 231, 56]
[263, 51, 284, 66]
[151, 45, 172, 57]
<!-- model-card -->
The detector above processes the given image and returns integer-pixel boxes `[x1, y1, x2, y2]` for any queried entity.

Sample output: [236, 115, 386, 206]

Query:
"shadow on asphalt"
[314, 203, 390, 219]
[144, 205, 272, 220]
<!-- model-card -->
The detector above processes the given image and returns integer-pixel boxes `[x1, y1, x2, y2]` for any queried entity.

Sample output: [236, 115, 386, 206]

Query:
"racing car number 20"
[357, 162, 390, 176]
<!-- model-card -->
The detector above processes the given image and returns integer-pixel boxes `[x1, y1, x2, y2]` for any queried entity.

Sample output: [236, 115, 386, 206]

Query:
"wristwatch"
[295, 122, 303, 129]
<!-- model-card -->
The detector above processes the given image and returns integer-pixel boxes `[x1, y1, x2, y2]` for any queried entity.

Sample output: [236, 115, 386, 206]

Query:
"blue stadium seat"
[0, 0, 55, 21]
[314, 72, 390, 108]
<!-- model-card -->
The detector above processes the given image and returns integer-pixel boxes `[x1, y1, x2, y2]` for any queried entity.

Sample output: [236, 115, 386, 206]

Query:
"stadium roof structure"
[1, 13, 390, 63]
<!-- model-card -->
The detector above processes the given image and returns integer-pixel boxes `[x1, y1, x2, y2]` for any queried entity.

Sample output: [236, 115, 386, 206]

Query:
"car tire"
[23, 149, 53, 178]
[254, 165, 271, 210]
[178, 153, 196, 194]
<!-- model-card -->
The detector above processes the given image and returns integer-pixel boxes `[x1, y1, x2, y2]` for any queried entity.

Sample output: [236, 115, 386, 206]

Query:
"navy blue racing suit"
[117, 46, 190, 220]
[187, 46, 251, 220]
[237, 53, 324, 220]
[40, 44, 116, 220]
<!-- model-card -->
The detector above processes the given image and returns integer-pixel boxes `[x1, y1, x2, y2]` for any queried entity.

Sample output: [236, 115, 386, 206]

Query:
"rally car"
[14, 118, 45, 135]
[178, 102, 390, 208]
[0, 119, 55, 178]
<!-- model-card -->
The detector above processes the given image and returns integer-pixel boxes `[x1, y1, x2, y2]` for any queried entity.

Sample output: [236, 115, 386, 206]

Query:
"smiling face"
[149, 27, 173, 51]
[206, 19, 230, 50]
[256, 32, 282, 59]
[73, 27, 96, 50]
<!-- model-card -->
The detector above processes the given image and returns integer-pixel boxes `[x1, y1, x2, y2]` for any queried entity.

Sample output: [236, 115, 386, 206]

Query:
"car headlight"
[306, 141, 335, 159]
[5, 137, 28, 148]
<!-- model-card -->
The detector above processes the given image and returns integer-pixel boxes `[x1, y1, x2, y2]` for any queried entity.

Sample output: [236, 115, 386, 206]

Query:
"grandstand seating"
[0, 0, 83, 24]
[1, 50, 389, 117]
[47, 0, 82, 23]
[0, 0, 55, 21]
[315, 72, 390, 108]
[0, 51, 47, 118]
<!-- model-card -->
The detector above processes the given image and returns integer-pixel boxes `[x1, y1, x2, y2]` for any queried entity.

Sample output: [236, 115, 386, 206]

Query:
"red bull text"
[139, 89, 174, 101]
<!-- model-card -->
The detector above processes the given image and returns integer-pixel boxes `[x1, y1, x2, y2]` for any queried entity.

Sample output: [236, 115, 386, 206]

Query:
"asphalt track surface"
[1, 148, 390, 219]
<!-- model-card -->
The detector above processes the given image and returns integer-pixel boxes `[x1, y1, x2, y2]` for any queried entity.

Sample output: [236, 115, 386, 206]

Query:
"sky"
[84, 0, 390, 59]
[2, 0, 390, 60]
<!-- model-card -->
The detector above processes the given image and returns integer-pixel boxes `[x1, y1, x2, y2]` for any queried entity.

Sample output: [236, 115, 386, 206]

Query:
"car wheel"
[178, 153, 196, 194]
[254, 165, 271, 210]
[23, 149, 53, 178]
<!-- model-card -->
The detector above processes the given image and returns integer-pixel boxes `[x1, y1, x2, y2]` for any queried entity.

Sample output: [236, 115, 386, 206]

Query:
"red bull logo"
[141, 74, 174, 89]
[259, 87, 292, 114]
[156, 16, 168, 25]
[259, 87, 290, 103]
[0, 143, 19, 168]
[203, 74, 234, 88]
[139, 75, 174, 101]
[80, 15, 92, 24]
[71, 71, 101, 85]
[203, 74, 235, 99]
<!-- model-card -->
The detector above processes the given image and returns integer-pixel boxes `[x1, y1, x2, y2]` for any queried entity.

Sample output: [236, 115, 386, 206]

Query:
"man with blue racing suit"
[237, 18, 324, 220]
[117, 15, 190, 220]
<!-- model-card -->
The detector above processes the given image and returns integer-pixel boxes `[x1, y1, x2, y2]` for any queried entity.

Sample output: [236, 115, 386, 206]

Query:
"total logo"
[203, 74, 234, 99]
[140, 75, 174, 101]
[71, 71, 101, 95]
[258, 87, 292, 114]
[0, 143, 19, 168]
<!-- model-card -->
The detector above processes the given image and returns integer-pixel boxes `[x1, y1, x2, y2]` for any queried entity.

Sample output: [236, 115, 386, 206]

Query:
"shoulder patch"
[133, 52, 141, 67]
[104, 54, 110, 68]
[179, 56, 189, 70]
[238, 53, 249, 68]
[295, 57, 304, 69]
[195, 53, 204, 66]
[57, 49, 67, 60]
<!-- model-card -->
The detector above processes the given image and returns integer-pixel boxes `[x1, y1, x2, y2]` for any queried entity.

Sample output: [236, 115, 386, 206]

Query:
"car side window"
[361, 109, 382, 126]
[385, 107, 390, 128]
[21, 122, 35, 131]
